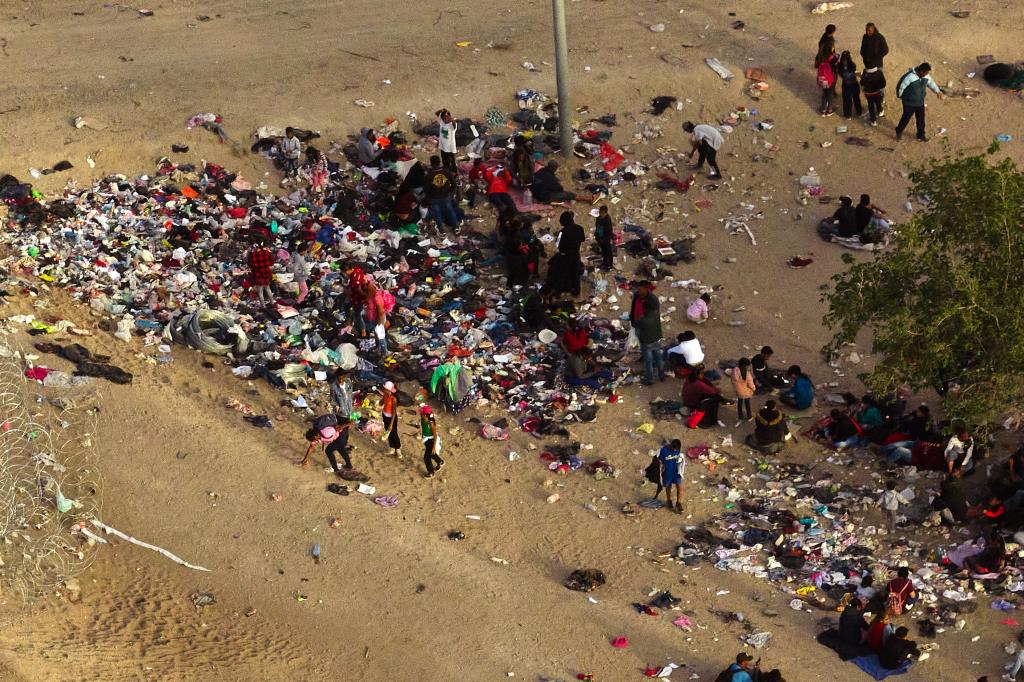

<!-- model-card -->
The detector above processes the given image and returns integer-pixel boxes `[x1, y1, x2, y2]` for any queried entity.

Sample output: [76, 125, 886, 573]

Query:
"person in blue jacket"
[780, 365, 814, 410]
[726, 652, 758, 682]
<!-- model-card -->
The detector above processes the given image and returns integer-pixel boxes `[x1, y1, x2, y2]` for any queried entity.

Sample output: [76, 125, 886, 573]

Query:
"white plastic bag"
[627, 327, 640, 351]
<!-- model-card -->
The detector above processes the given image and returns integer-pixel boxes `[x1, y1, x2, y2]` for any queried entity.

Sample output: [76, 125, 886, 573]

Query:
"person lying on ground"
[879, 627, 919, 670]
[531, 161, 575, 203]
[780, 365, 814, 410]
[955, 531, 1007, 578]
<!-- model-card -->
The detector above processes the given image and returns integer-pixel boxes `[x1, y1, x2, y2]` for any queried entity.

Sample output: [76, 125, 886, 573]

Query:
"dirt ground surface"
[1, 0, 1024, 680]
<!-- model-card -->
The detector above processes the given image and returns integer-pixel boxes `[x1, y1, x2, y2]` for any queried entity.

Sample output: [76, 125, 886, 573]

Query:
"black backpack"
[714, 668, 735, 682]
[313, 414, 338, 433]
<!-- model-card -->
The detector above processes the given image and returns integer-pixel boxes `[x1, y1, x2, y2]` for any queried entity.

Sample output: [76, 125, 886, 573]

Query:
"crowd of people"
[813, 19, 945, 140]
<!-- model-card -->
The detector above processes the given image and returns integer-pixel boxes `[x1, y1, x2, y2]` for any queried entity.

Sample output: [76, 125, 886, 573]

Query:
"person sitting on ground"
[750, 345, 785, 392]
[935, 469, 969, 525]
[560, 318, 590, 356]
[827, 408, 864, 450]
[855, 194, 892, 243]
[857, 395, 887, 431]
[665, 331, 704, 374]
[357, 127, 381, 166]
[945, 422, 975, 474]
[780, 365, 814, 410]
[980, 495, 1007, 524]
[531, 161, 576, 203]
[879, 627, 919, 670]
[838, 596, 869, 645]
[724, 652, 760, 682]
[825, 195, 860, 238]
[682, 366, 733, 429]
[564, 347, 612, 390]
[747, 400, 789, 454]
[686, 292, 711, 324]
[958, 531, 1007, 577]
[885, 567, 917, 614]
[867, 610, 894, 652]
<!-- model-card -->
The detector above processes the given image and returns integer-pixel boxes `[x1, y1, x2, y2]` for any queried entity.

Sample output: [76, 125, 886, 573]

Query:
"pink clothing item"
[686, 297, 709, 322]
[731, 366, 756, 399]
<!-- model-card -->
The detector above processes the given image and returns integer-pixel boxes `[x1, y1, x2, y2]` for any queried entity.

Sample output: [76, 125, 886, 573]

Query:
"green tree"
[821, 146, 1024, 433]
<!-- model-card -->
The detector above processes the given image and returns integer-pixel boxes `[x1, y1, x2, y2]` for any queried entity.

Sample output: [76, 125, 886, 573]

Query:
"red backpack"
[817, 61, 836, 89]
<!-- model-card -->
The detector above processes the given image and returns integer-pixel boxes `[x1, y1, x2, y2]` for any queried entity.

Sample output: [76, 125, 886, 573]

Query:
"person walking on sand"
[683, 122, 723, 179]
[301, 414, 354, 474]
[860, 22, 890, 71]
[895, 63, 945, 142]
[381, 381, 403, 459]
[659, 438, 685, 513]
[420, 405, 445, 478]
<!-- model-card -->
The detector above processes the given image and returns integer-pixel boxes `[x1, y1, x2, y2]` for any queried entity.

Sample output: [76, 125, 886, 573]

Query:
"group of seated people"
[832, 567, 921, 670]
[821, 194, 892, 244]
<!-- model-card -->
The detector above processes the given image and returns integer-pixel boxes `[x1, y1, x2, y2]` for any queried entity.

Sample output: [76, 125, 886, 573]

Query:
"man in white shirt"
[435, 108, 458, 173]
[683, 121, 723, 179]
[278, 127, 302, 177]
[666, 330, 704, 373]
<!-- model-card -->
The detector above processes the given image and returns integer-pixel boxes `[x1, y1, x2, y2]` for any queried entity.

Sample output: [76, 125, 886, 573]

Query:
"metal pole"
[551, 0, 572, 157]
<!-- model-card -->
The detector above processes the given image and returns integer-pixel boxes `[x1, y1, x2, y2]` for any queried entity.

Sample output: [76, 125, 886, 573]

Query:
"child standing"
[594, 205, 615, 271]
[381, 381, 402, 459]
[420, 405, 445, 478]
[731, 357, 756, 421]
[879, 480, 909, 533]
[838, 51, 863, 118]
[659, 438, 685, 514]
[861, 67, 887, 126]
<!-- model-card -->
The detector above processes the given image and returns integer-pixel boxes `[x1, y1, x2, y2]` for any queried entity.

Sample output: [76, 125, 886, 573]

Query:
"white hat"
[538, 329, 557, 344]
[383, 381, 396, 392]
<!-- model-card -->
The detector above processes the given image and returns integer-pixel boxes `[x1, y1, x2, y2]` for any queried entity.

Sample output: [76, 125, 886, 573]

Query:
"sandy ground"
[2, 0, 1024, 680]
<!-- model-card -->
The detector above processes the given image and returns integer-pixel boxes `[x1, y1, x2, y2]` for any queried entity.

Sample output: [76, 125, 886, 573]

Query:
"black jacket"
[838, 604, 867, 644]
[860, 33, 889, 69]
[557, 223, 585, 258]
[755, 408, 787, 445]
[531, 168, 565, 202]
[879, 636, 918, 670]
[860, 69, 887, 95]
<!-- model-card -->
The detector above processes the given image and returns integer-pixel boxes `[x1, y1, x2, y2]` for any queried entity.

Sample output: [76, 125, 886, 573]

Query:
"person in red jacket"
[681, 366, 733, 429]
[247, 239, 275, 304]
[485, 163, 516, 214]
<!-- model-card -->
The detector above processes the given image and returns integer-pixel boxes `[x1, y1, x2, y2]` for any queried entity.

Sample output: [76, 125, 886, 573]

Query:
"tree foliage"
[822, 146, 1024, 432]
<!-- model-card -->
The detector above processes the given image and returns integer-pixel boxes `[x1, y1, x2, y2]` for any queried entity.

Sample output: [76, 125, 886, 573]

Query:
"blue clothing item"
[787, 375, 814, 409]
[895, 69, 940, 106]
[728, 664, 754, 682]
[659, 446, 683, 485]
[641, 341, 666, 383]
[429, 198, 463, 229]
